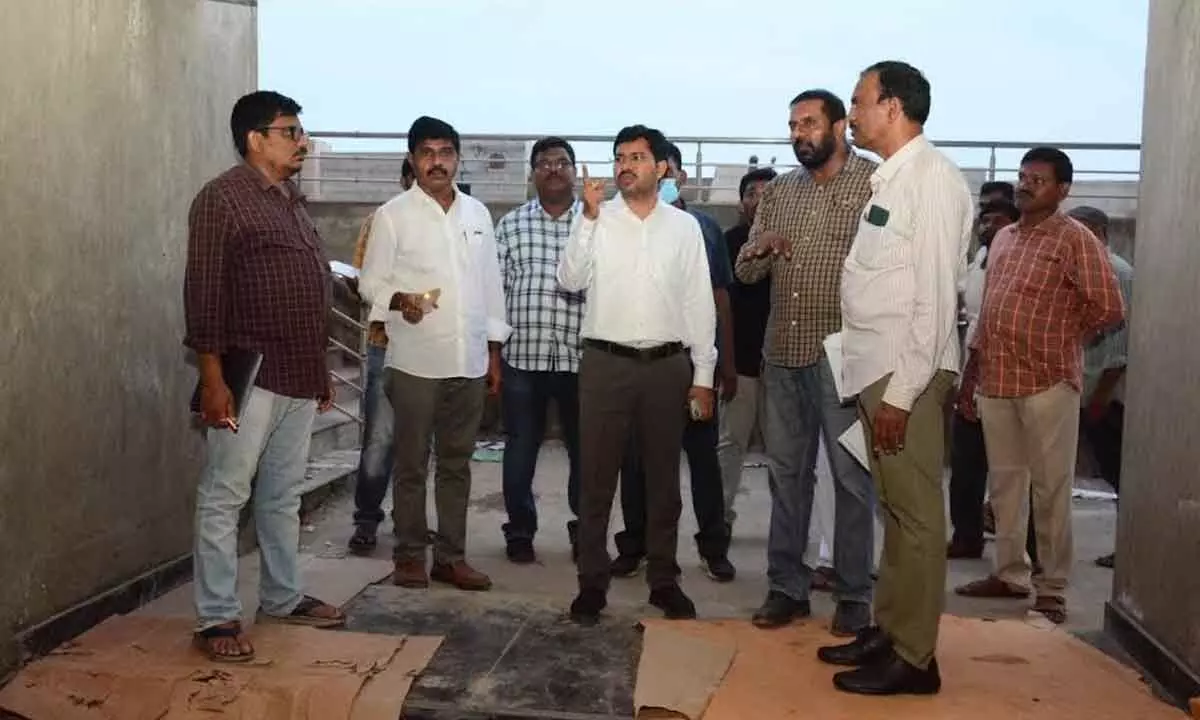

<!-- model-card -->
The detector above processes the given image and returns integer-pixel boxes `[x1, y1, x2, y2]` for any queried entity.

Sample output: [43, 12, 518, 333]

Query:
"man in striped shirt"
[818, 61, 973, 696]
[495, 137, 586, 564]
[955, 149, 1125, 625]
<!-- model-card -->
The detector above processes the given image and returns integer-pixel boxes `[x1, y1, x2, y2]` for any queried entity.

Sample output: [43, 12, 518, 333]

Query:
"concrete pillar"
[1105, 0, 1200, 704]
[0, 0, 256, 675]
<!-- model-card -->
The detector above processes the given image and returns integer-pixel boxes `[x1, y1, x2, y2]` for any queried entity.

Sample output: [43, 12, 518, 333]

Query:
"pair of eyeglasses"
[257, 125, 306, 142]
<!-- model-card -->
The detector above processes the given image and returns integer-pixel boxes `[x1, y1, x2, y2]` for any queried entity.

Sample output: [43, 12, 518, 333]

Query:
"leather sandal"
[264, 595, 346, 628]
[193, 621, 255, 663]
[1033, 595, 1068, 624]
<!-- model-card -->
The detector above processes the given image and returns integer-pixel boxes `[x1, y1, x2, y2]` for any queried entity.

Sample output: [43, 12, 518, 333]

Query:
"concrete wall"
[0, 0, 257, 674]
[1109, 0, 1200, 687]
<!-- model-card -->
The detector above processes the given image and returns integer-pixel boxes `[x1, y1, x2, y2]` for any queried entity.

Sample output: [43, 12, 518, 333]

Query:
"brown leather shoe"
[431, 560, 493, 591]
[393, 557, 429, 588]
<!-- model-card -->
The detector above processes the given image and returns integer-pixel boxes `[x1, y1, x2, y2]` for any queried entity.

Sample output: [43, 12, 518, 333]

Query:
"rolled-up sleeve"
[183, 184, 232, 354]
[734, 183, 776, 283]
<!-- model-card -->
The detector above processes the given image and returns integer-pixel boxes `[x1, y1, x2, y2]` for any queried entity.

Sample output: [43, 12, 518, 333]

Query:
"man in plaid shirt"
[956, 148, 1125, 625]
[184, 91, 344, 663]
[495, 138, 586, 563]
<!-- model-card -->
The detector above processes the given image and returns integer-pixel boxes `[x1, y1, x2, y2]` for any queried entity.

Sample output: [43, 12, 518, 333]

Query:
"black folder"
[189, 348, 264, 421]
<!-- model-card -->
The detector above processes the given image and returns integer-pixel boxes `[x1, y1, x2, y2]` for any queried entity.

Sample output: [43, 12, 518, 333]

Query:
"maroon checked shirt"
[184, 163, 331, 400]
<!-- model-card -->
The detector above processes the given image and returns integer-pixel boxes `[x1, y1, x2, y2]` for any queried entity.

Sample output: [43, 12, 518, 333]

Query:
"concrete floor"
[123, 441, 1153, 717]
[296, 441, 1120, 634]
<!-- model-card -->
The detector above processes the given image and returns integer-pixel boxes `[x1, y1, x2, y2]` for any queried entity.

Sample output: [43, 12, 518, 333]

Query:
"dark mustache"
[618, 172, 636, 180]
[429, 167, 448, 176]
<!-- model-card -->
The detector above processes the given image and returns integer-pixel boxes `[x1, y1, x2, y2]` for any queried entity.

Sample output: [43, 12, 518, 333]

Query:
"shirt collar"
[612, 191, 667, 219]
[871, 133, 930, 186]
[236, 162, 305, 202]
[413, 182, 460, 213]
[531, 195, 579, 221]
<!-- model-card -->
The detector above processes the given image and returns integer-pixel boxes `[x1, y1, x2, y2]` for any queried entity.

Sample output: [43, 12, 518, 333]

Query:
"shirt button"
[791, 321, 798, 327]
[792, 292, 799, 299]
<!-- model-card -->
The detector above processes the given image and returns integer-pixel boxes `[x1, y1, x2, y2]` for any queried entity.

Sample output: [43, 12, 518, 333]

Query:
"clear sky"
[258, 0, 1149, 175]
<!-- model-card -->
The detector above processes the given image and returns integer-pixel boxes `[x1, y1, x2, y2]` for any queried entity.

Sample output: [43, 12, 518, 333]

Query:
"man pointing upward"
[558, 125, 717, 625]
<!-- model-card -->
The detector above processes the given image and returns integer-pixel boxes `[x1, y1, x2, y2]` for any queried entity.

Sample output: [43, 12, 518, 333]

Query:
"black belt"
[584, 339, 684, 362]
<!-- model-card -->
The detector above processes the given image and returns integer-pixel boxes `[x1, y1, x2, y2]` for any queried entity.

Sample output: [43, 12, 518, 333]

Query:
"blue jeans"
[501, 363, 581, 543]
[353, 344, 395, 530]
[763, 359, 876, 605]
[194, 387, 315, 630]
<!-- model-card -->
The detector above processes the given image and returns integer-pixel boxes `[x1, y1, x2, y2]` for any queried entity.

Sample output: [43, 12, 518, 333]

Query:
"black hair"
[979, 181, 1015, 202]
[230, 90, 302, 158]
[979, 199, 1020, 223]
[530, 136, 576, 168]
[401, 158, 414, 180]
[863, 60, 931, 124]
[613, 125, 670, 163]
[739, 168, 778, 198]
[1067, 205, 1110, 233]
[407, 116, 461, 154]
[1021, 147, 1074, 184]
[666, 141, 683, 169]
[789, 89, 847, 124]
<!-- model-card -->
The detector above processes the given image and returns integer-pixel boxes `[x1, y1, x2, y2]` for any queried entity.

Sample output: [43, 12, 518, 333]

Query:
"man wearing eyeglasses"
[493, 137, 586, 564]
[559, 125, 717, 625]
[184, 91, 344, 664]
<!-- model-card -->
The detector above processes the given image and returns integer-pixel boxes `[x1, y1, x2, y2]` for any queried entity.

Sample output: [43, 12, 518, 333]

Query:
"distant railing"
[299, 131, 1143, 212]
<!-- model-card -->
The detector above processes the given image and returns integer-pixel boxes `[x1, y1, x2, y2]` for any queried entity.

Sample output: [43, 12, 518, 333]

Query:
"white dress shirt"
[359, 186, 512, 379]
[840, 134, 974, 410]
[557, 193, 717, 388]
[961, 244, 988, 350]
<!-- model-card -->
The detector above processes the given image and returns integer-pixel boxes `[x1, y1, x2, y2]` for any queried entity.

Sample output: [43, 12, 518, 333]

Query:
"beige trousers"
[978, 383, 1081, 597]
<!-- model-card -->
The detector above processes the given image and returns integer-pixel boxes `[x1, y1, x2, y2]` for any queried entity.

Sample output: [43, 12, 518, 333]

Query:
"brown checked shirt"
[734, 152, 876, 368]
[971, 211, 1124, 398]
[184, 163, 331, 400]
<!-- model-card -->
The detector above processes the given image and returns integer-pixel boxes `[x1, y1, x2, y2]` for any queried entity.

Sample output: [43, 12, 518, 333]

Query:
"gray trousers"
[385, 369, 486, 564]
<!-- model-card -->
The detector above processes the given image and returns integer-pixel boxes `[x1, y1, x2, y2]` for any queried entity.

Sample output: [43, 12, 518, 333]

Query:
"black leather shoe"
[649, 584, 697, 619]
[833, 651, 941, 696]
[610, 554, 645, 578]
[817, 625, 892, 666]
[702, 555, 736, 583]
[830, 601, 871, 637]
[505, 538, 536, 564]
[751, 590, 811, 629]
[569, 588, 607, 625]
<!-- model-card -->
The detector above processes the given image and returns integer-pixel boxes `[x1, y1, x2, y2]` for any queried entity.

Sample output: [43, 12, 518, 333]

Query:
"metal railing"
[300, 131, 1143, 209]
[326, 280, 368, 428]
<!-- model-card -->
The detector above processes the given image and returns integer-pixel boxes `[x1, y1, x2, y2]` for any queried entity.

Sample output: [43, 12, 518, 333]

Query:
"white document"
[823, 331, 847, 402]
[838, 419, 871, 472]
[329, 260, 359, 280]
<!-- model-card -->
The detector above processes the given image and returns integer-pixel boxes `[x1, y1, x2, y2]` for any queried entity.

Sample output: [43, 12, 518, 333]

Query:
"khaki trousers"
[858, 370, 955, 670]
[978, 383, 1080, 598]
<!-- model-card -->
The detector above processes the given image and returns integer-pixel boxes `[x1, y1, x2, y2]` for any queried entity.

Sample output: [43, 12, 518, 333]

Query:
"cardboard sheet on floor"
[639, 615, 1187, 719]
[633, 622, 736, 719]
[0, 614, 441, 720]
